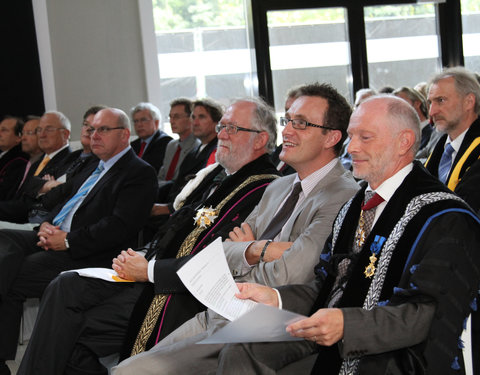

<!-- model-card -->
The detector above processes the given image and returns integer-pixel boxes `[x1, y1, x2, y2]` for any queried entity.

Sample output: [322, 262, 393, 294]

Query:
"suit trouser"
[112, 309, 315, 375]
[0, 229, 93, 360]
[17, 272, 145, 375]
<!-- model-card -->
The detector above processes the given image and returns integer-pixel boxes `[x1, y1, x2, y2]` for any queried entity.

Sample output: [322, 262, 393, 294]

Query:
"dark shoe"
[0, 360, 11, 375]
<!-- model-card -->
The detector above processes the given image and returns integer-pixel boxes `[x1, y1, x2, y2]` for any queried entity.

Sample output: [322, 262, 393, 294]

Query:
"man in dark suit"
[130, 102, 172, 173]
[218, 95, 480, 375]
[0, 116, 28, 200]
[0, 108, 158, 375]
[425, 66, 480, 213]
[0, 111, 74, 223]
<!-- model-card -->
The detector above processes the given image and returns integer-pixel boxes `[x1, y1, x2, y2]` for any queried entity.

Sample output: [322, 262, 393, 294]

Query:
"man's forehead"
[287, 96, 327, 118]
[39, 114, 60, 127]
[133, 109, 151, 118]
[223, 101, 253, 124]
[24, 120, 39, 129]
[0, 118, 16, 128]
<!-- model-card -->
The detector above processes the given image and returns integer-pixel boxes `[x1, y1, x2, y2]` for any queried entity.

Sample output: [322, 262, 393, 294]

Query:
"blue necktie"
[53, 164, 104, 226]
[438, 143, 455, 184]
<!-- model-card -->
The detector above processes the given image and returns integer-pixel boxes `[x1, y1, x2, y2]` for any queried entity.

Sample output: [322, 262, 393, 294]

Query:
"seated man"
[0, 111, 75, 223]
[110, 83, 360, 374]
[0, 108, 158, 375]
[17, 97, 281, 375]
[138, 95, 480, 375]
[130, 102, 172, 173]
[0, 116, 28, 200]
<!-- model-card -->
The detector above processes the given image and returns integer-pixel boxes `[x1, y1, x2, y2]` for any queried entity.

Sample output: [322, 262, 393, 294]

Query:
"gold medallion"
[364, 254, 377, 278]
[194, 206, 218, 228]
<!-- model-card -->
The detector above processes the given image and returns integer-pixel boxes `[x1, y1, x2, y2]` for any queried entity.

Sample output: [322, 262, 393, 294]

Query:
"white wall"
[33, 0, 159, 141]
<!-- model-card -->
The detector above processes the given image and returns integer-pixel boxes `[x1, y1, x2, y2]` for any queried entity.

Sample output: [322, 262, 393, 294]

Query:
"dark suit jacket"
[45, 149, 158, 264]
[425, 117, 480, 212]
[0, 144, 29, 200]
[0, 146, 74, 223]
[131, 130, 172, 173]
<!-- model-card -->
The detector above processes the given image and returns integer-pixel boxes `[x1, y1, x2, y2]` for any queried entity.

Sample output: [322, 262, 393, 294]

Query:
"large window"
[266, 8, 351, 113]
[462, 0, 480, 73]
[364, 4, 440, 91]
[152, 0, 255, 124]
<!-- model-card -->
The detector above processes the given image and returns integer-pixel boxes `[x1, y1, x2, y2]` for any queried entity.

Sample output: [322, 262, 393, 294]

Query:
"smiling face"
[280, 96, 340, 179]
[347, 98, 415, 189]
[133, 109, 158, 140]
[90, 109, 130, 161]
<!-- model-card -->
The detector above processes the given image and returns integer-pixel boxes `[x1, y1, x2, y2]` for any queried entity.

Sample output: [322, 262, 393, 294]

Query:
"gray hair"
[44, 110, 71, 131]
[429, 66, 480, 114]
[233, 97, 277, 153]
[130, 102, 162, 129]
[393, 86, 428, 118]
[363, 94, 421, 155]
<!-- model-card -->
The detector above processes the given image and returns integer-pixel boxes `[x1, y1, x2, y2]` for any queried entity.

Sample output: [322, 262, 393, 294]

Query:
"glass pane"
[364, 4, 440, 91]
[152, 0, 255, 133]
[267, 8, 351, 115]
[461, 0, 480, 72]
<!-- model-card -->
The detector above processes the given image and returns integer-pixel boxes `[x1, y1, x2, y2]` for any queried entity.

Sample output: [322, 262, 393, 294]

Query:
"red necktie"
[138, 141, 147, 158]
[206, 149, 217, 166]
[165, 145, 181, 181]
[361, 192, 384, 211]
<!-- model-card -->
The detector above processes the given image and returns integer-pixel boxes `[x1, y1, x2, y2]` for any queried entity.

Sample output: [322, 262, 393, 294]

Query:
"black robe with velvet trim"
[310, 162, 480, 375]
[120, 153, 280, 358]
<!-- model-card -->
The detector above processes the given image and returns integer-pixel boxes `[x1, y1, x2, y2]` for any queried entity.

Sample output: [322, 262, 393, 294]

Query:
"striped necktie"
[52, 164, 105, 226]
[438, 143, 455, 184]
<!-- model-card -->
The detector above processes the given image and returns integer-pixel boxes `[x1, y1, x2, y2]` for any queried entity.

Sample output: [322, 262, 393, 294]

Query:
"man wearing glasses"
[0, 108, 158, 375]
[112, 83, 360, 374]
[130, 102, 172, 173]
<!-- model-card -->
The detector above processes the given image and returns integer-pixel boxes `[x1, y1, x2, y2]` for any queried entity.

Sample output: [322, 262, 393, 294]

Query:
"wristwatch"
[64, 236, 70, 249]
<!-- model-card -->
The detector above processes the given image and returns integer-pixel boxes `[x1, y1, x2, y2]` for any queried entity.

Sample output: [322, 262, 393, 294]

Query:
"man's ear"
[398, 129, 416, 156]
[254, 131, 269, 151]
[325, 129, 343, 150]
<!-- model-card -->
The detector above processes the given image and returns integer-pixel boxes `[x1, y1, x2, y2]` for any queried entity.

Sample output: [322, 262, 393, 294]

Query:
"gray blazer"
[225, 159, 359, 287]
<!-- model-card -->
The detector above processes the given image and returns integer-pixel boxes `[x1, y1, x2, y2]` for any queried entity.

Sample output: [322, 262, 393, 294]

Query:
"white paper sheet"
[198, 303, 306, 344]
[176, 237, 257, 321]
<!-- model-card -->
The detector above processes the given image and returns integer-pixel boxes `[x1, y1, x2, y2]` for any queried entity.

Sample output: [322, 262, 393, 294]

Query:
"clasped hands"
[227, 222, 293, 264]
[235, 282, 344, 346]
[112, 248, 148, 282]
[37, 222, 68, 251]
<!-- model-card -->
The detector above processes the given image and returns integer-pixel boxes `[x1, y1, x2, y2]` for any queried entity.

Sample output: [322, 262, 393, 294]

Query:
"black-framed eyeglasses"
[216, 123, 263, 135]
[279, 117, 336, 131]
[86, 126, 125, 136]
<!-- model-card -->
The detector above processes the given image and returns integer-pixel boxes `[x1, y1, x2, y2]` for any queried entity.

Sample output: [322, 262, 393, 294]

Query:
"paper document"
[199, 303, 306, 344]
[62, 268, 134, 282]
[176, 238, 257, 321]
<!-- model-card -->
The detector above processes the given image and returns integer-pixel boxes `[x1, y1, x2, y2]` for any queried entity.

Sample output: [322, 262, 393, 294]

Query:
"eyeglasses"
[215, 123, 262, 135]
[279, 117, 336, 131]
[133, 117, 152, 124]
[35, 127, 65, 134]
[168, 114, 189, 121]
[86, 126, 125, 136]
[21, 131, 36, 136]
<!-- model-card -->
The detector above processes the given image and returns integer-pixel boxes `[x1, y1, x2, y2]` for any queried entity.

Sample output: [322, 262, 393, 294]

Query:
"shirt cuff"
[147, 258, 156, 283]
[274, 288, 283, 310]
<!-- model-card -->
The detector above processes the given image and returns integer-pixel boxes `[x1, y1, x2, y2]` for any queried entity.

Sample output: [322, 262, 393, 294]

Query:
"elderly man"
[17, 97, 281, 375]
[0, 108, 158, 375]
[111, 83, 360, 374]
[425, 66, 480, 213]
[0, 111, 75, 223]
[0, 116, 29, 200]
[220, 95, 480, 375]
[130, 102, 172, 173]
